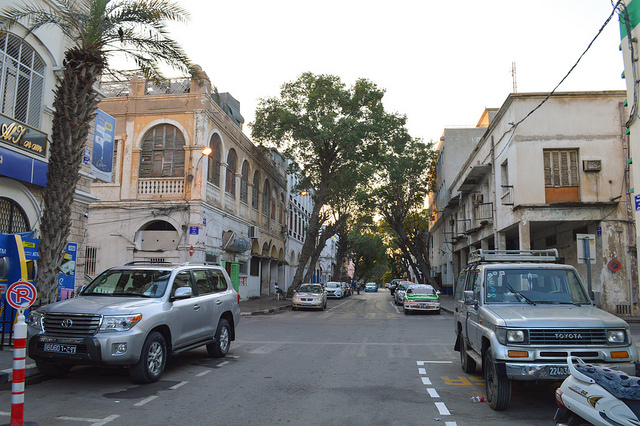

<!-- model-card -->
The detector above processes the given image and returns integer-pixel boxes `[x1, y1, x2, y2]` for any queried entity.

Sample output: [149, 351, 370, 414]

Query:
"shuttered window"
[139, 124, 185, 177]
[240, 161, 249, 203]
[208, 133, 221, 186]
[544, 150, 578, 187]
[225, 149, 237, 196]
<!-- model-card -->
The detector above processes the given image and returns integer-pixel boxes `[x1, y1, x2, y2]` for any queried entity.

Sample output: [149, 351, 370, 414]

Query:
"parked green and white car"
[403, 284, 440, 314]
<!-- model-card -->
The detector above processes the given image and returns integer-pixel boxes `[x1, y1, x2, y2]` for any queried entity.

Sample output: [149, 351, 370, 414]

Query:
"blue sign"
[636, 194, 640, 211]
[189, 226, 199, 235]
[597, 227, 602, 237]
[57, 242, 77, 300]
[0, 145, 47, 187]
[91, 110, 115, 182]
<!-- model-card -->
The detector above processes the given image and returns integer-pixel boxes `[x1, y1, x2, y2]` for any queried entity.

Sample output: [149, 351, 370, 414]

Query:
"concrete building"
[284, 169, 313, 291]
[429, 91, 637, 315]
[86, 69, 287, 300]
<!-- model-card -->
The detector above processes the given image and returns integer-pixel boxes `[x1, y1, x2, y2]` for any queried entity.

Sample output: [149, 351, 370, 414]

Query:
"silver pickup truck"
[27, 262, 240, 383]
[453, 249, 639, 410]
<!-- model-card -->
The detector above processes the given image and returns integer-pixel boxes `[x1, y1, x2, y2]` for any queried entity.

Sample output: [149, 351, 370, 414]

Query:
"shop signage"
[0, 113, 47, 158]
[91, 110, 115, 182]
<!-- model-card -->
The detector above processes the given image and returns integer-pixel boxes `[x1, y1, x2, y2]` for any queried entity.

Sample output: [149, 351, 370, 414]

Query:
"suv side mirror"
[463, 290, 475, 305]
[173, 287, 192, 299]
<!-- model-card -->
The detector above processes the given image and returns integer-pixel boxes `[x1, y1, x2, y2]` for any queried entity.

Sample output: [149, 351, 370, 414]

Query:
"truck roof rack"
[468, 249, 560, 265]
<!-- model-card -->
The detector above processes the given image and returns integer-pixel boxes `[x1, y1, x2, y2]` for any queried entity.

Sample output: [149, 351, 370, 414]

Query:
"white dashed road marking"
[134, 395, 158, 407]
[418, 361, 456, 425]
[426, 388, 440, 398]
[435, 402, 450, 415]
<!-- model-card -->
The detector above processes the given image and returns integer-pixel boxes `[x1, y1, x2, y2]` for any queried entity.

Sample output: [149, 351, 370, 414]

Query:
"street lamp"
[191, 146, 212, 189]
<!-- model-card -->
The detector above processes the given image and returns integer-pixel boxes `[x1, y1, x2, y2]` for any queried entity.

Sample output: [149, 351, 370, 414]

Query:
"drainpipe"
[491, 135, 499, 249]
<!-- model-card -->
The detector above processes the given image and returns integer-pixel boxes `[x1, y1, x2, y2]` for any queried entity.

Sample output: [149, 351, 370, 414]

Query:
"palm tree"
[0, 0, 196, 303]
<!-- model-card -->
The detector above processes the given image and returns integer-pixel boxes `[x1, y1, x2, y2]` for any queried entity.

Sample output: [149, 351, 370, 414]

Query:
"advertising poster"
[92, 109, 115, 182]
[58, 242, 77, 300]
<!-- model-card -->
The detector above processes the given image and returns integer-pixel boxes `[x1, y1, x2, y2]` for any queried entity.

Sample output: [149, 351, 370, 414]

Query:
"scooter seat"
[575, 363, 640, 401]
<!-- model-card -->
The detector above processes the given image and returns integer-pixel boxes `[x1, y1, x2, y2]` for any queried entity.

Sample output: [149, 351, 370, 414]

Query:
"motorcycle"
[555, 356, 640, 426]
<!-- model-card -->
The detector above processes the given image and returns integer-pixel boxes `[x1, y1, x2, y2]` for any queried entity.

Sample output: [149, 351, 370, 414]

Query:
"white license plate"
[549, 366, 569, 376]
[43, 343, 77, 354]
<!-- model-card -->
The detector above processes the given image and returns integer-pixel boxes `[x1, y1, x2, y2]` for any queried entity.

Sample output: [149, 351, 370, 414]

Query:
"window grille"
[84, 246, 97, 277]
[0, 33, 45, 128]
[240, 161, 249, 203]
[252, 171, 260, 210]
[0, 197, 29, 233]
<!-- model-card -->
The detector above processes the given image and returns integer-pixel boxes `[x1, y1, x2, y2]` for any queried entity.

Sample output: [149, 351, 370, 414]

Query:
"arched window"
[225, 149, 237, 196]
[207, 133, 222, 186]
[240, 161, 249, 203]
[262, 179, 270, 216]
[252, 171, 260, 210]
[0, 33, 45, 127]
[0, 197, 29, 233]
[139, 124, 185, 177]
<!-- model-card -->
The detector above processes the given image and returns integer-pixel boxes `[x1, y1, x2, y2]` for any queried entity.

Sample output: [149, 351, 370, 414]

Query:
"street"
[1, 291, 560, 425]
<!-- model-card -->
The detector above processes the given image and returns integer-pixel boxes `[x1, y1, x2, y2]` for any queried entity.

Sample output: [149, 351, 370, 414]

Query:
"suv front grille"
[529, 329, 607, 345]
[43, 313, 101, 336]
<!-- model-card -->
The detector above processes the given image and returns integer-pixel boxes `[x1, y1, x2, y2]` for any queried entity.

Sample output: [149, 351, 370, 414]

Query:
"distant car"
[325, 281, 343, 298]
[394, 281, 413, 305]
[292, 284, 327, 311]
[403, 284, 440, 314]
[364, 282, 378, 292]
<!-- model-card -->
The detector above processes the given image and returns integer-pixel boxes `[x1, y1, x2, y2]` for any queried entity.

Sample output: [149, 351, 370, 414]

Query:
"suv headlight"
[100, 314, 142, 332]
[496, 328, 528, 345]
[28, 310, 44, 331]
[607, 330, 628, 344]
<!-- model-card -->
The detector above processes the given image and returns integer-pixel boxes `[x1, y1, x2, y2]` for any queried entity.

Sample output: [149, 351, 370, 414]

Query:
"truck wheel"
[207, 318, 230, 358]
[36, 360, 71, 378]
[484, 350, 511, 410]
[130, 331, 166, 383]
[459, 336, 476, 373]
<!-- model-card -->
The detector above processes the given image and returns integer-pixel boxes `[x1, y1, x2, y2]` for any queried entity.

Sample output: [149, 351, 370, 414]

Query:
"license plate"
[43, 343, 77, 354]
[549, 366, 569, 376]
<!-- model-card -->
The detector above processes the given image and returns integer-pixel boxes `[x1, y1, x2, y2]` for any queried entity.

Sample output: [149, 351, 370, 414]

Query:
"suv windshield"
[82, 269, 172, 298]
[484, 268, 590, 305]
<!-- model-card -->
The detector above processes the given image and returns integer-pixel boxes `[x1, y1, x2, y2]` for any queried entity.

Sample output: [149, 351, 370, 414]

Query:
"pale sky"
[158, 0, 626, 144]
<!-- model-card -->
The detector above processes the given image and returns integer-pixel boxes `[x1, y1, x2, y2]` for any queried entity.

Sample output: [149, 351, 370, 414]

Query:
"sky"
[154, 0, 627, 144]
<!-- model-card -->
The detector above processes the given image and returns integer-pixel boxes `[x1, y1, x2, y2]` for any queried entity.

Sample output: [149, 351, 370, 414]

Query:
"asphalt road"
[0, 291, 560, 425]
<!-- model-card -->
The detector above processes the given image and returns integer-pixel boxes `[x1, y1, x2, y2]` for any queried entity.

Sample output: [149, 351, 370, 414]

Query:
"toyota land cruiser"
[453, 249, 639, 410]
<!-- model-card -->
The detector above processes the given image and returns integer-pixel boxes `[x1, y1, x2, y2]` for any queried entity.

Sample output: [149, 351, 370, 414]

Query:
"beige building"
[429, 91, 637, 315]
[86, 69, 287, 300]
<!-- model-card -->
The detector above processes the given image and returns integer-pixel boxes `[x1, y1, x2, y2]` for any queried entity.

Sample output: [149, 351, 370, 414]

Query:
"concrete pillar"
[519, 220, 531, 250]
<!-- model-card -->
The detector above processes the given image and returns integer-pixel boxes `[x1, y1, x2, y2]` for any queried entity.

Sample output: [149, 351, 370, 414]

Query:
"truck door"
[464, 269, 482, 351]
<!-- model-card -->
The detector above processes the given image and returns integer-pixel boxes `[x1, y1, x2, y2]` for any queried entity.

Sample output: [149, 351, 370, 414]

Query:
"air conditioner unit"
[583, 159, 602, 172]
[248, 225, 258, 239]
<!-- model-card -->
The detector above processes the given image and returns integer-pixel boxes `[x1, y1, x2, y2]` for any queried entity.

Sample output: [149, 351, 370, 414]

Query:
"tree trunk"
[37, 48, 104, 304]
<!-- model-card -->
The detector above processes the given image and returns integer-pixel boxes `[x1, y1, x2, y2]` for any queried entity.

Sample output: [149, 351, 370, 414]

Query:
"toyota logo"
[61, 319, 73, 328]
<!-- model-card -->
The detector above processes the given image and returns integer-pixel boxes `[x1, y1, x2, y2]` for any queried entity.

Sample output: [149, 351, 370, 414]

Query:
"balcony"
[138, 177, 185, 199]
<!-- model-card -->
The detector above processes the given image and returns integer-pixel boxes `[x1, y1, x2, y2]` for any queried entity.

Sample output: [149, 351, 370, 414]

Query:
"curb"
[240, 304, 291, 316]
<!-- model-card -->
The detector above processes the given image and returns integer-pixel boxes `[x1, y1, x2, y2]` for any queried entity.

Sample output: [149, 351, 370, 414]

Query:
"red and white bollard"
[11, 311, 27, 426]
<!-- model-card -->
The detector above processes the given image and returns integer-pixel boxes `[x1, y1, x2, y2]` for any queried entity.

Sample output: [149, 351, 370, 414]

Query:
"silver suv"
[27, 262, 241, 383]
[453, 249, 639, 410]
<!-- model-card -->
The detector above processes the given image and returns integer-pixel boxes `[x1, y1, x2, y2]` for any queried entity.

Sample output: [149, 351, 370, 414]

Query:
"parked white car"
[324, 281, 343, 298]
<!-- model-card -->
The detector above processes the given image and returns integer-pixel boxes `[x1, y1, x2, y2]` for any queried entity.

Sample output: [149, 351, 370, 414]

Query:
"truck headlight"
[506, 330, 526, 343]
[100, 314, 142, 332]
[28, 310, 44, 331]
[607, 330, 627, 344]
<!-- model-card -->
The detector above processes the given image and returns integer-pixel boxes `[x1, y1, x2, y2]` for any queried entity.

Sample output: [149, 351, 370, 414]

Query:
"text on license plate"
[43, 343, 77, 354]
[549, 366, 569, 376]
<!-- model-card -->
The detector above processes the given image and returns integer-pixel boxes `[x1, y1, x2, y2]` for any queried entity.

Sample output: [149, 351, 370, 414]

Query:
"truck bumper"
[502, 360, 637, 380]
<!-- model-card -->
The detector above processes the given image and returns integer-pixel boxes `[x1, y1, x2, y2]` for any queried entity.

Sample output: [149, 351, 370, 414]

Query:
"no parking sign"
[6, 280, 37, 310]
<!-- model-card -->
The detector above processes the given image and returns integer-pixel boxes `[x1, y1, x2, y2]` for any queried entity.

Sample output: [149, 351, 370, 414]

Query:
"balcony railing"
[138, 177, 185, 198]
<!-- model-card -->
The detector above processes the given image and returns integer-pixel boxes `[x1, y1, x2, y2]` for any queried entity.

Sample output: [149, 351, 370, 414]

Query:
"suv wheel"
[36, 360, 71, 378]
[484, 350, 511, 410]
[130, 331, 166, 383]
[207, 318, 230, 358]
[459, 335, 476, 373]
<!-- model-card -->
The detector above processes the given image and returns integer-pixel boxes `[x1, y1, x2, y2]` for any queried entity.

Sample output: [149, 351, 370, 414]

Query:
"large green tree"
[367, 135, 437, 287]
[252, 72, 403, 290]
[1, 0, 195, 303]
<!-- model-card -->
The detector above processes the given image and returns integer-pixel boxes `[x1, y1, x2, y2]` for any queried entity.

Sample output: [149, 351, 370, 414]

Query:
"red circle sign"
[608, 259, 622, 272]
[6, 280, 37, 310]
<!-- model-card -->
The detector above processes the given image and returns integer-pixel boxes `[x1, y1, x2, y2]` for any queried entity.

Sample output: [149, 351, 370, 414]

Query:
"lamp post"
[192, 146, 212, 192]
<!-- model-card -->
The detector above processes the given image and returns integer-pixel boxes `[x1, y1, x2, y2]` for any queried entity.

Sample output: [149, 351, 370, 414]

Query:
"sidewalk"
[3, 294, 639, 384]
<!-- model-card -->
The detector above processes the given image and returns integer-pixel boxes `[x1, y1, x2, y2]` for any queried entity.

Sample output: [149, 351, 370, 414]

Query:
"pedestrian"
[274, 282, 284, 296]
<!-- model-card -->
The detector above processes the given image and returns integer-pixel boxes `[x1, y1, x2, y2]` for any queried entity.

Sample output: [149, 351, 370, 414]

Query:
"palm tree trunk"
[37, 47, 104, 304]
